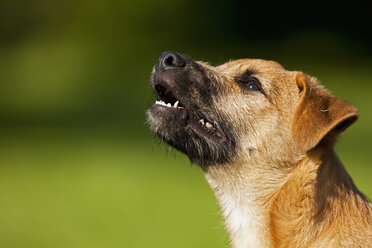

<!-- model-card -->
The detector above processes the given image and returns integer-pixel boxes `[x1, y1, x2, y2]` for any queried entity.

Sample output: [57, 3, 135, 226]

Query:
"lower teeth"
[198, 119, 215, 132]
[205, 122, 213, 129]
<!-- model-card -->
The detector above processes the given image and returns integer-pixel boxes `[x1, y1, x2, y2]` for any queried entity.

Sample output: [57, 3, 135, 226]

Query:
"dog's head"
[147, 51, 358, 167]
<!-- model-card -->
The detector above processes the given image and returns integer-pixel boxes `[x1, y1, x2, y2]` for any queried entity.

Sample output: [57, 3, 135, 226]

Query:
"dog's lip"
[188, 111, 227, 143]
[151, 83, 226, 143]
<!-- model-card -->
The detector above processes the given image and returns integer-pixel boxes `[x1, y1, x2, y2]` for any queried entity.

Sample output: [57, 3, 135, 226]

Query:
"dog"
[147, 51, 372, 248]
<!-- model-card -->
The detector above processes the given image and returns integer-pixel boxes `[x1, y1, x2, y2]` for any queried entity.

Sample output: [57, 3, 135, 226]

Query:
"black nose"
[157, 51, 185, 70]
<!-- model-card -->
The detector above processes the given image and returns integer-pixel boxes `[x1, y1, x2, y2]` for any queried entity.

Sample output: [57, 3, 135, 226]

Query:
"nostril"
[164, 54, 176, 67]
[158, 51, 186, 70]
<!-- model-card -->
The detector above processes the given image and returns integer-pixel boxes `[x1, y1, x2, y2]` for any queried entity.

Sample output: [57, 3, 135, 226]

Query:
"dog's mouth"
[151, 83, 226, 143]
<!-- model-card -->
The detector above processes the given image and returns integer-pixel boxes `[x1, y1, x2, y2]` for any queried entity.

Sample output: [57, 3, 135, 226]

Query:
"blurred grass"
[0, 127, 228, 248]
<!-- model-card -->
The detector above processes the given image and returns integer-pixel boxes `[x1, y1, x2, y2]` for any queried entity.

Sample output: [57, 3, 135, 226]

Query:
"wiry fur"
[147, 53, 372, 247]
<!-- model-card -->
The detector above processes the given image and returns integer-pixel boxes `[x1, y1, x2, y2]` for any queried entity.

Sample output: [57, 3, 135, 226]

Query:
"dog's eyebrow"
[234, 69, 259, 87]
[237, 69, 255, 79]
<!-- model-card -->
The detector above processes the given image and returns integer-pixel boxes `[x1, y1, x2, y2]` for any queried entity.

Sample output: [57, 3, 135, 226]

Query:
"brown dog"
[147, 51, 372, 248]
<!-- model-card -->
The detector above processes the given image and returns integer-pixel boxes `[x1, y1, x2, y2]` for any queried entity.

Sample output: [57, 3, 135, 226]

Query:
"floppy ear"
[292, 73, 358, 153]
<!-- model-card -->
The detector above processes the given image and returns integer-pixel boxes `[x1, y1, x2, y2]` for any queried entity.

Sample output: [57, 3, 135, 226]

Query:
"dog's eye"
[235, 72, 266, 96]
[245, 80, 260, 91]
[241, 78, 262, 92]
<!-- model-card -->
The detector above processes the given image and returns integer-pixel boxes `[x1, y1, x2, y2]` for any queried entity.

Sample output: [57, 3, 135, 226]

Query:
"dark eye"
[235, 71, 266, 96]
[245, 80, 260, 91]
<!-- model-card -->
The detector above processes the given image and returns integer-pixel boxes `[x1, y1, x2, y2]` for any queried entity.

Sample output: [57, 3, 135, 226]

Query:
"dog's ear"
[292, 73, 358, 153]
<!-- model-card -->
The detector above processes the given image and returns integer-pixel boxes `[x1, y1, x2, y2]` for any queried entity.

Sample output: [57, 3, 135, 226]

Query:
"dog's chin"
[148, 104, 234, 166]
[147, 104, 188, 139]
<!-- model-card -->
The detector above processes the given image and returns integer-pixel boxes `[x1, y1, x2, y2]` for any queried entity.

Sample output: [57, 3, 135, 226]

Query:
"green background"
[0, 1, 371, 247]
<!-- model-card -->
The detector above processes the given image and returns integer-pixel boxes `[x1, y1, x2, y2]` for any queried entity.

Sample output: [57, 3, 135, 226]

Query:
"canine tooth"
[174, 101, 179, 108]
[205, 122, 213, 129]
[198, 119, 205, 126]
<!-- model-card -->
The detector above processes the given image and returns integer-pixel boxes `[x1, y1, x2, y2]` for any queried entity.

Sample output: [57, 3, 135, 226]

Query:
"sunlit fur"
[148, 56, 372, 248]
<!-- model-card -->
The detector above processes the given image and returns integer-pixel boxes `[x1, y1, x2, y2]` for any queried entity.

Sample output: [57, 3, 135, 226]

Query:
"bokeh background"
[0, 1, 371, 247]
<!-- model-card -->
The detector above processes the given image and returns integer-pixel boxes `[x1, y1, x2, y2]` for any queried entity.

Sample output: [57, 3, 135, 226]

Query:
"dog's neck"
[204, 149, 368, 248]
[204, 158, 290, 248]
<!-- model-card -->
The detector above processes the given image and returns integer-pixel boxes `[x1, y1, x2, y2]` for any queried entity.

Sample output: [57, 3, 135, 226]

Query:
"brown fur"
[148, 54, 372, 247]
